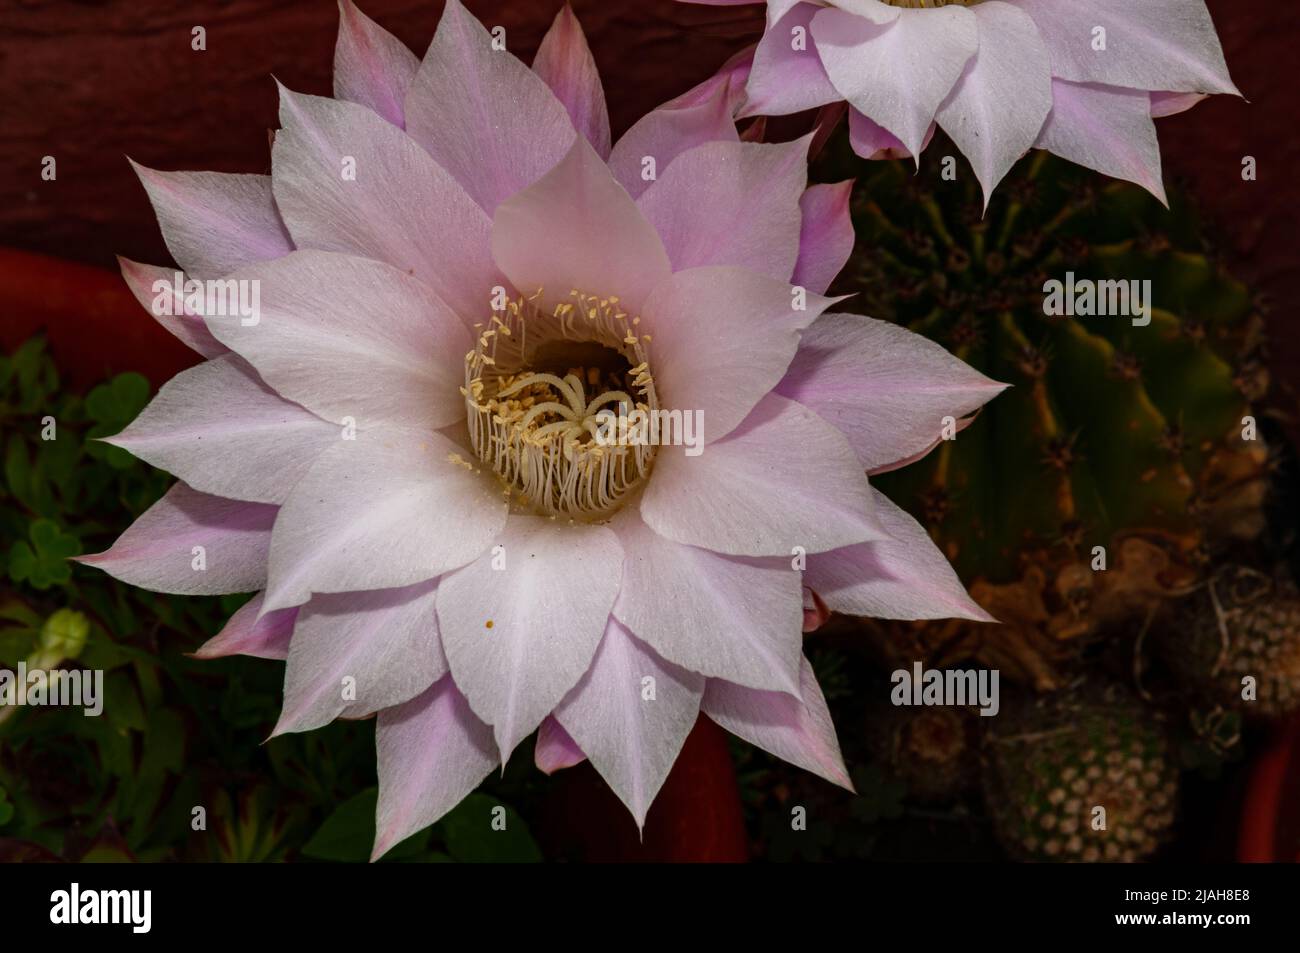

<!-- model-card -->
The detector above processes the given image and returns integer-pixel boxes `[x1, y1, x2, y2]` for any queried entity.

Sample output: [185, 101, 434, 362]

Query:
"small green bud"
[38, 608, 90, 661]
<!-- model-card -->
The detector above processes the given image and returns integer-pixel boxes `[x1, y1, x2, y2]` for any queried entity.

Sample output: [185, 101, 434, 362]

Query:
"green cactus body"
[982, 684, 1178, 862]
[819, 138, 1261, 585]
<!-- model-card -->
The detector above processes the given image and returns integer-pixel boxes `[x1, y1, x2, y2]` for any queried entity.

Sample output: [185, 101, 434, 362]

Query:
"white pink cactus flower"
[682, 0, 1239, 205]
[82, 0, 1005, 858]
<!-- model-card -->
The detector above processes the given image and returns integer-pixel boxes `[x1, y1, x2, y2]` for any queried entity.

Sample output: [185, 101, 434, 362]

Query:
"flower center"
[463, 290, 658, 521]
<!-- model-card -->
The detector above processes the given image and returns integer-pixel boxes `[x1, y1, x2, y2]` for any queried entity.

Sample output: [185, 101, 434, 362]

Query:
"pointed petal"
[848, 107, 926, 161]
[1150, 90, 1207, 118]
[194, 592, 298, 660]
[403, 0, 576, 211]
[636, 136, 809, 281]
[76, 483, 275, 595]
[274, 579, 444, 735]
[333, 0, 419, 127]
[272, 85, 497, 323]
[1035, 79, 1168, 204]
[935, 0, 1053, 207]
[535, 715, 586, 774]
[105, 353, 338, 505]
[644, 266, 833, 444]
[373, 675, 497, 860]
[608, 80, 740, 199]
[793, 180, 854, 295]
[556, 618, 705, 828]
[639, 393, 885, 557]
[703, 655, 853, 790]
[811, 2, 978, 157]
[207, 251, 470, 432]
[775, 312, 1006, 472]
[805, 489, 994, 622]
[118, 259, 228, 358]
[744, 2, 842, 117]
[1015, 0, 1238, 96]
[611, 510, 803, 694]
[129, 162, 293, 280]
[492, 136, 670, 314]
[533, 5, 611, 159]
[437, 516, 622, 762]
[263, 426, 507, 610]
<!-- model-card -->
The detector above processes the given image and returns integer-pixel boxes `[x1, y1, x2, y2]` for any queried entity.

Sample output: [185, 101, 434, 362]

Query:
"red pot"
[1238, 714, 1300, 862]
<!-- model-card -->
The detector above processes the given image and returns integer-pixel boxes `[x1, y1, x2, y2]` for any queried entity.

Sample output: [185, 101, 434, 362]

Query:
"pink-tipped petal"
[1015, 0, 1238, 96]
[333, 0, 419, 127]
[792, 180, 854, 295]
[611, 509, 803, 695]
[636, 136, 809, 281]
[802, 587, 831, 633]
[492, 136, 671, 314]
[608, 81, 740, 200]
[644, 265, 833, 443]
[272, 85, 497, 324]
[535, 716, 586, 774]
[811, 2, 978, 158]
[935, 0, 1053, 208]
[1150, 90, 1208, 118]
[105, 353, 337, 506]
[744, 2, 842, 117]
[117, 258, 229, 359]
[403, 0, 577, 212]
[847, 107, 927, 161]
[437, 516, 623, 764]
[129, 162, 293, 280]
[703, 655, 853, 791]
[805, 489, 994, 622]
[263, 426, 507, 611]
[1035, 79, 1168, 205]
[207, 251, 470, 433]
[775, 312, 1007, 472]
[555, 617, 705, 828]
[193, 592, 298, 661]
[373, 675, 497, 861]
[639, 393, 885, 557]
[76, 483, 275, 595]
[274, 580, 444, 736]
[533, 5, 611, 159]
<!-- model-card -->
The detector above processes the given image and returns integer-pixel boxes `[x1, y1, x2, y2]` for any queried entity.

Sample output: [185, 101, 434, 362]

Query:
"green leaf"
[302, 788, 379, 863]
[440, 794, 541, 863]
[9, 519, 79, 589]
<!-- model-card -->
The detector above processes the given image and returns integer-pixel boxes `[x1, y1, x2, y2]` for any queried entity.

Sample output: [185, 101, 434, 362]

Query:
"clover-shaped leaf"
[86, 372, 150, 470]
[7, 518, 79, 590]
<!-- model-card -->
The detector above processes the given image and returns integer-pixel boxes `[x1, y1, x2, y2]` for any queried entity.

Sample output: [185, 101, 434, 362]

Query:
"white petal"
[208, 250, 471, 432]
[806, 489, 994, 622]
[272, 85, 497, 323]
[811, 2, 978, 158]
[373, 675, 497, 860]
[274, 579, 444, 735]
[264, 427, 507, 610]
[76, 483, 275, 595]
[703, 655, 853, 790]
[611, 510, 803, 694]
[106, 354, 337, 505]
[935, 1, 1053, 207]
[556, 617, 704, 828]
[437, 515, 623, 762]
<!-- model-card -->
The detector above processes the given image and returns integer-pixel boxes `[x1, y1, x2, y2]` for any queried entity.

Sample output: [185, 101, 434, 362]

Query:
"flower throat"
[463, 290, 659, 521]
